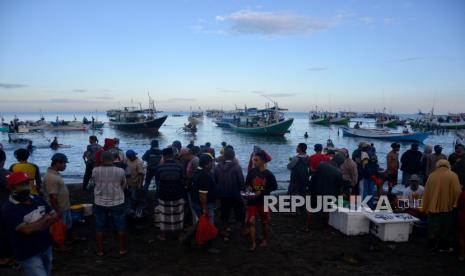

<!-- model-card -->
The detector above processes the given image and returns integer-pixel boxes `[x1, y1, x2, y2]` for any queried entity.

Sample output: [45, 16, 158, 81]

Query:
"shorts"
[61, 209, 73, 229]
[246, 205, 270, 223]
[94, 204, 126, 232]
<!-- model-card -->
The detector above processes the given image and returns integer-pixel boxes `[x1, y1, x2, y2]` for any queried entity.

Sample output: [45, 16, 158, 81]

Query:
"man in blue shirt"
[2, 172, 57, 276]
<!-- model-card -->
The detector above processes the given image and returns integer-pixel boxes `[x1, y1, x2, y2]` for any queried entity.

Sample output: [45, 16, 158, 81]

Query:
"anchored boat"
[341, 127, 428, 143]
[107, 98, 167, 131]
[228, 104, 293, 136]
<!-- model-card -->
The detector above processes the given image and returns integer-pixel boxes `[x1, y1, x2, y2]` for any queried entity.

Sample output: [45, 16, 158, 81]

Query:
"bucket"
[82, 204, 93, 216]
[70, 204, 84, 221]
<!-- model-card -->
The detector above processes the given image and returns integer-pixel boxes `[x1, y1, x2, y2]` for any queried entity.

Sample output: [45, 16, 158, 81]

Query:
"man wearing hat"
[126, 150, 145, 216]
[425, 145, 447, 178]
[142, 140, 162, 196]
[43, 153, 73, 246]
[2, 172, 58, 275]
[402, 174, 424, 208]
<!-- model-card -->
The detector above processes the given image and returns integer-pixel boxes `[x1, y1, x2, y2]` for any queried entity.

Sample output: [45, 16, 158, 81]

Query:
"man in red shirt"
[308, 144, 330, 174]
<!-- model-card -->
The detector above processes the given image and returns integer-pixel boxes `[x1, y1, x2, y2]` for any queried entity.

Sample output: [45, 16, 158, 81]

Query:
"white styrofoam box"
[365, 213, 419, 242]
[328, 207, 370, 236]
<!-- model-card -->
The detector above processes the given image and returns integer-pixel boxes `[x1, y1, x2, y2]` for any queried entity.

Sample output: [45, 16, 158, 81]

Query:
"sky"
[0, 0, 464, 114]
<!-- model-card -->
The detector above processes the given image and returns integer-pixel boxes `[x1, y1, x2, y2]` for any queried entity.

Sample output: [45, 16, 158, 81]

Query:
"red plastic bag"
[195, 215, 218, 245]
[50, 220, 67, 246]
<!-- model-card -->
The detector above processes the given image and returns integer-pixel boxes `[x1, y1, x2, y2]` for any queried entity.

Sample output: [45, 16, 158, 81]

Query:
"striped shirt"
[92, 165, 126, 207]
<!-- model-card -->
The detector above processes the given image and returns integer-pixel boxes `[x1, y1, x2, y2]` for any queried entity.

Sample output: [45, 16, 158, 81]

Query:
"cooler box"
[328, 207, 371, 236]
[365, 213, 419, 242]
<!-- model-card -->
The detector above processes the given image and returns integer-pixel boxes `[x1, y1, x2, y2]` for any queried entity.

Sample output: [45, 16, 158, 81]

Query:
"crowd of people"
[0, 136, 465, 275]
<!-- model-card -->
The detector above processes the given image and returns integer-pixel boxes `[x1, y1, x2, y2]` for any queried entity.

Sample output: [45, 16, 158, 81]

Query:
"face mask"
[12, 190, 30, 202]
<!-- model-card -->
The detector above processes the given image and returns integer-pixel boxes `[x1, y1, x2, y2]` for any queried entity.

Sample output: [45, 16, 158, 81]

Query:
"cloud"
[307, 67, 328, 71]
[0, 83, 27, 89]
[218, 10, 332, 37]
[359, 16, 375, 25]
[215, 15, 225, 21]
[390, 57, 422, 63]
[217, 89, 240, 93]
[157, 97, 196, 103]
[73, 89, 87, 93]
[263, 93, 297, 98]
[0, 97, 116, 104]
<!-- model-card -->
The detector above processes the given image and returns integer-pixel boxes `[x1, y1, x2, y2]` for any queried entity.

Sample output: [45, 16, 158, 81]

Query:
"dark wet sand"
[1, 184, 465, 276]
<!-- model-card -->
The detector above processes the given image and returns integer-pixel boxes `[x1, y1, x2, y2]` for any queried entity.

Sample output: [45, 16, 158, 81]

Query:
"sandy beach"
[1, 184, 464, 276]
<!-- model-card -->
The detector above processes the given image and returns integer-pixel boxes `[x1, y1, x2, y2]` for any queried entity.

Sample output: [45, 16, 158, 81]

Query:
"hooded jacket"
[422, 160, 462, 214]
[400, 149, 423, 174]
[214, 160, 245, 198]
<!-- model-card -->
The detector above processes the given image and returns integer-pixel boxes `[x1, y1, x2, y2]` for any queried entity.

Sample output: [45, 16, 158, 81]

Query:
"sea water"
[0, 112, 458, 190]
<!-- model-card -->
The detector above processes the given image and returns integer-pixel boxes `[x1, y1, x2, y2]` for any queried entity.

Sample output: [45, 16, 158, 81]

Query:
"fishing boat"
[435, 114, 465, 129]
[214, 108, 256, 128]
[341, 127, 428, 143]
[228, 104, 294, 136]
[48, 120, 90, 131]
[107, 98, 167, 131]
[309, 113, 330, 126]
[329, 116, 350, 125]
[188, 109, 203, 125]
[205, 109, 224, 118]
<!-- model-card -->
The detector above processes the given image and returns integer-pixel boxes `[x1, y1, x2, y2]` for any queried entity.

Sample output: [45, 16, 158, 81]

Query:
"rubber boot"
[117, 232, 127, 255]
[96, 233, 104, 256]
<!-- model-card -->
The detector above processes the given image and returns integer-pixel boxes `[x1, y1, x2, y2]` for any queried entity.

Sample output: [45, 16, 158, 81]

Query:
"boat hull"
[310, 118, 330, 126]
[330, 118, 349, 125]
[438, 123, 465, 129]
[341, 127, 428, 143]
[110, 116, 167, 130]
[229, 118, 294, 136]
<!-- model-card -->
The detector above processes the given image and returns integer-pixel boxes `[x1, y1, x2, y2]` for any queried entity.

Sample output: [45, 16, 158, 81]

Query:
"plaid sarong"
[154, 199, 185, 232]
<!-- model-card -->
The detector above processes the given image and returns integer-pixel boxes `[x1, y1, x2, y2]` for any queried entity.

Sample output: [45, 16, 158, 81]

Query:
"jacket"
[422, 160, 462, 214]
[214, 160, 245, 198]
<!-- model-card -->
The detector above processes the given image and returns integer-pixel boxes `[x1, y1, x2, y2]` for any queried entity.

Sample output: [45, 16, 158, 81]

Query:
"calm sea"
[0, 112, 458, 189]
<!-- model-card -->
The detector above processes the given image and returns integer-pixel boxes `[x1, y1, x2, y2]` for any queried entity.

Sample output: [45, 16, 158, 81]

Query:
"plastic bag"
[50, 220, 67, 246]
[195, 215, 218, 245]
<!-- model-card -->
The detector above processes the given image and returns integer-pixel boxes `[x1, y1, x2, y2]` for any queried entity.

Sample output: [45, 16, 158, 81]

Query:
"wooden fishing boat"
[108, 97, 167, 131]
[341, 127, 428, 143]
[329, 117, 349, 125]
[229, 105, 293, 136]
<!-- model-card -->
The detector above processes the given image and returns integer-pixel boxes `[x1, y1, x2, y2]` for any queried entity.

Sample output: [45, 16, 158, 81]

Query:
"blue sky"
[0, 0, 464, 113]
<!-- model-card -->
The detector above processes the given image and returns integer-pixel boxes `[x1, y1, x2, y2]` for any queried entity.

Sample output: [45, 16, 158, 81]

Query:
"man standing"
[386, 143, 400, 194]
[422, 160, 462, 252]
[308, 144, 330, 174]
[154, 148, 186, 241]
[43, 153, 72, 247]
[245, 150, 278, 251]
[338, 149, 358, 195]
[425, 145, 447, 178]
[142, 140, 162, 195]
[305, 155, 345, 232]
[400, 143, 423, 187]
[0, 149, 13, 267]
[82, 135, 101, 190]
[214, 147, 246, 241]
[10, 148, 42, 195]
[126, 150, 145, 217]
[2, 172, 57, 275]
[287, 143, 309, 197]
[449, 144, 465, 188]
[92, 151, 127, 256]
